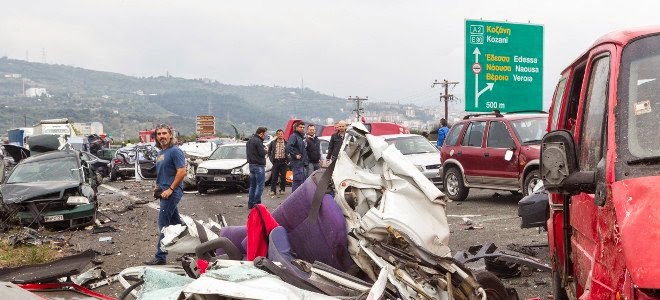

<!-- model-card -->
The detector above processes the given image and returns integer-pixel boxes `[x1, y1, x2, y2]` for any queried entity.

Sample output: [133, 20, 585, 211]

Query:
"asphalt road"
[29, 179, 552, 299]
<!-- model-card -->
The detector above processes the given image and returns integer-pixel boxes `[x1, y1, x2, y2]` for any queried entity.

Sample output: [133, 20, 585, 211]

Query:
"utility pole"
[432, 79, 459, 121]
[348, 96, 368, 121]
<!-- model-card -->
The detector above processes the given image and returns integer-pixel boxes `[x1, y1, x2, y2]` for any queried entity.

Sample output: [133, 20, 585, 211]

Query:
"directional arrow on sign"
[473, 47, 494, 108]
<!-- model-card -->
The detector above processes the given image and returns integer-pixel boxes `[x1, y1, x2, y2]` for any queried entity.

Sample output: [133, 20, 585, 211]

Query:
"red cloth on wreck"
[246, 204, 280, 261]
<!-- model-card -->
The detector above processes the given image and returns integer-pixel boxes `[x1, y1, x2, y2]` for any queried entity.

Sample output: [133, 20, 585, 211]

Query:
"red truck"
[282, 119, 409, 140]
[541, 27, 660, 299]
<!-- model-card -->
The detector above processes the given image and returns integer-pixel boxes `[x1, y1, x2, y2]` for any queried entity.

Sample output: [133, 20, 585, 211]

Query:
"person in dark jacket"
[326, 120, 347, 162]
[286, 121, 308, 192]
[267, 129, 287, 196]
[246, 126, 268, 209]
[305, 124, 321, 177]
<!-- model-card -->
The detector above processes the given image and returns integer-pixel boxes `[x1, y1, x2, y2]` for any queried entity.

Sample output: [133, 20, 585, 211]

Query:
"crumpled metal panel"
[0, 249, 95, 283]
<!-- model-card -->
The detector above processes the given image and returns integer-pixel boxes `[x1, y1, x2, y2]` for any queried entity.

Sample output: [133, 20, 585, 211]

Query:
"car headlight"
[197, 167, 208, 174]
[231, 168, 243, 175]
[66, 196, 90, 205]
[415, 165, 425, 172]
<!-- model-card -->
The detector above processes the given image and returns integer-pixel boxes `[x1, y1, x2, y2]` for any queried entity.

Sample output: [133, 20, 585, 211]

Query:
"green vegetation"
[0, 240, 61, 268]
[0, 57, 348, 140]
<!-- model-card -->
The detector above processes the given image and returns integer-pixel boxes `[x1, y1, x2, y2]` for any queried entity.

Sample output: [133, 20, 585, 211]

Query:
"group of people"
[246, 120, 347, 209]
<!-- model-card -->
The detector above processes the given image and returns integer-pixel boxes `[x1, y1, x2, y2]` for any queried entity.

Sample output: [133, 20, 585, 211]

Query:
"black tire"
[109, 167, 118, 181]
[443, 167, 469, 201]
[473, 270, 509, 300]
[523, 169, 541, 196]
[552, 269, 569, 300]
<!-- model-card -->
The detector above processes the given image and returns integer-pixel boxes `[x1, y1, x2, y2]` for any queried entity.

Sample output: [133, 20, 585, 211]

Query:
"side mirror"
[540, 130, 595, 195]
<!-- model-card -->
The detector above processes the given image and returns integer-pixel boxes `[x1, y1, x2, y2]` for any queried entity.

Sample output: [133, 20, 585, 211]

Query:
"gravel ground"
[1, 178, 552, 299]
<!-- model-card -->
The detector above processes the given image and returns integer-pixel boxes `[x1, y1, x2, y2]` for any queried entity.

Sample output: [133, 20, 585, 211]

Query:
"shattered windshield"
[617, 34, 660, 177]
[510, 117, 548, 144]
[209, 145, 247, 160]
[387, 136, 438, 155]
[7, 157, 80, 183]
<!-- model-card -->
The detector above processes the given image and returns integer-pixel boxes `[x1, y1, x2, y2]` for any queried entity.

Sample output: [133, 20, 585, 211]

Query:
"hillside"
[0, 57, 349, 139]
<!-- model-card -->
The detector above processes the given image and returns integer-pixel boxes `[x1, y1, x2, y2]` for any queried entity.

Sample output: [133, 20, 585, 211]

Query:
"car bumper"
[196, 174, 249, 188]
[15, 203, 96, 228]
[422, 168, 443, 185]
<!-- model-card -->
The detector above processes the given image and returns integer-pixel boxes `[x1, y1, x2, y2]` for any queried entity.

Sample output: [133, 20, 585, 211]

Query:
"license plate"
[214, 177, 226, 181]
[44, 215, 64, 222]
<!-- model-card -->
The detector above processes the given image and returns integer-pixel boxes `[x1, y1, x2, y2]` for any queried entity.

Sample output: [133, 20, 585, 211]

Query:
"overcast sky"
[2, 0, 658, 109]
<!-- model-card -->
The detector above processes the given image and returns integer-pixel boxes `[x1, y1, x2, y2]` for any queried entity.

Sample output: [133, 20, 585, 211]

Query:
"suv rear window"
[445, 123, 465, 147]
[461, 121, 485, 147]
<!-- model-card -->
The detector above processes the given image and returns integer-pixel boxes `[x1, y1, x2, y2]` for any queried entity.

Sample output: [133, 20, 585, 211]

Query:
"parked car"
[541, 27, 660, 299]
[517, 181, 548, 229]
[383, 134, 443, 185]
[195, 143, 272, 193]
[441, 112, 548, 201]
[109, 144, 158, 181]
[0, 150, 98, 229]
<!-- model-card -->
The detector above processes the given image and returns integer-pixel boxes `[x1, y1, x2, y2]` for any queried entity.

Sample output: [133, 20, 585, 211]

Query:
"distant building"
[73, 122, 104, 136]
[3, 73, 21, 78]
[25, 87, 49, 98]
[405, 107, 416, 118]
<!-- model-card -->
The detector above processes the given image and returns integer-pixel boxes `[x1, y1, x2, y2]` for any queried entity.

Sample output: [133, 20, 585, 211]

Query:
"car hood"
[612, 176, 660, 288]
[1, 181, 80, 204]
[198, 159, 247, 170]
[403, 152, 441, 167]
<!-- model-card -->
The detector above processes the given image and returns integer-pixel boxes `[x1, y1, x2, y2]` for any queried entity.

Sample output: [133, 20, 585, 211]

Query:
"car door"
[569, 50, 611, 295]
[482, 120, 518, 188]
[458, 121, 486, 184]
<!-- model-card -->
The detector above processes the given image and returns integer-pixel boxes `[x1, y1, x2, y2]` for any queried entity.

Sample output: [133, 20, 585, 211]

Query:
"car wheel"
[473, 270, 510, 300]
[523, 169, 540, 196]
[443, 167, 469, 201]
[109, 167, 118, 181]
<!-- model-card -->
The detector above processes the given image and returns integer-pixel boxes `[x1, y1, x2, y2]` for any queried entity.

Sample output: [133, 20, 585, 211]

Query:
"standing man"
[268, 129, 287, 196]
[436, 118, 449, 149]
[145, 124, 186, 266]
[246, 127, 268, 209]
[326, 120, 347, 162]
[305, 124, 321, 177]
[287, 121, 308, 192]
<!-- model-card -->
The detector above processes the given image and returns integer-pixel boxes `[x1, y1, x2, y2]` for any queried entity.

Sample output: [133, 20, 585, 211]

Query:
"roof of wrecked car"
[18, 150, 80, 164]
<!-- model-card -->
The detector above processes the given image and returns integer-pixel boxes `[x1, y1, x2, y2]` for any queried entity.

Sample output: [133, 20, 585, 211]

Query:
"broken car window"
[7, 157, 80, 183]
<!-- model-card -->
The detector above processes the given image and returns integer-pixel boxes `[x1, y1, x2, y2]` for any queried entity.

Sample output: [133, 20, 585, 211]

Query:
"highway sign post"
[465, 19, 544, 112]
[196, 115, 215, 136]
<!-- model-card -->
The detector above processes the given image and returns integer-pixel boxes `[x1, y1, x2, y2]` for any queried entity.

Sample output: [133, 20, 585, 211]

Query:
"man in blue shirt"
[436, 118, 449, 149]
[144, 124, 186, 265]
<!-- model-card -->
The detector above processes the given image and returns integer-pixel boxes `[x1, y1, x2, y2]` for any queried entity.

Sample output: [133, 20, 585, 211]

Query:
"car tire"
[523, 169, 540, 196]
[443, 167, 469, 201]
[473, 270, 510, 300]
[552, 269, 569, 300]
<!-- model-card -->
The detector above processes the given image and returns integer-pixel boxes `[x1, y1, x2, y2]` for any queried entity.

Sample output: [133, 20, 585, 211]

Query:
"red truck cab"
[541, 27, 660, 299]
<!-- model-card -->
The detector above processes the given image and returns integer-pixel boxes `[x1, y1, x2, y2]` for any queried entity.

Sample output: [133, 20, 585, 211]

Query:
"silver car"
[382, 134, 443, 185]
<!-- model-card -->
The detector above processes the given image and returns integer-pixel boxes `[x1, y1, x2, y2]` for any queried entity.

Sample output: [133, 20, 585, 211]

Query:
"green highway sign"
[465, 19, 544, 112]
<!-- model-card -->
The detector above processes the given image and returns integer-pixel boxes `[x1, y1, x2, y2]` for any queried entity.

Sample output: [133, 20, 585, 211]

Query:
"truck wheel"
[552, 269, 569, 300]
[444, 167, 469, 201]
[523, 169, 540, 196]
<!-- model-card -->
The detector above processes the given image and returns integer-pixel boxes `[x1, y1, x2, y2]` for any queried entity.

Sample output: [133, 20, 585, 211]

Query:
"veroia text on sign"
[465, 20, 543, 112]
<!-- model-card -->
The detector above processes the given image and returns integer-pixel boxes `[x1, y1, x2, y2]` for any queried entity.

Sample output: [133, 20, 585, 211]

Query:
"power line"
[432, 79, 459, 121]
[348, 96, 368, 120]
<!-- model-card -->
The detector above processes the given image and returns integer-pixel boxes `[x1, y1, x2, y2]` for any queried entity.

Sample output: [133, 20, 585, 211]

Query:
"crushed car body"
[0, 150, 98, 229]
[142, 122, 489, 299]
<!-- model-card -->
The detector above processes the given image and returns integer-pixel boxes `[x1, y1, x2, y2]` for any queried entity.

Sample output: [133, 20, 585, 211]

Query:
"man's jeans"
[271, 160, 287, 192]
[248, 164, 266, 208]
[291, 166, 305, 192]
[155, 189, 183, 261]
[306, 162, 320, 178]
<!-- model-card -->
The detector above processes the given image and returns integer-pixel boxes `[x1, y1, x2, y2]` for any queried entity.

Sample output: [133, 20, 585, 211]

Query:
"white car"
[195, 143, 272, 193]
[382, 134, 443, 185]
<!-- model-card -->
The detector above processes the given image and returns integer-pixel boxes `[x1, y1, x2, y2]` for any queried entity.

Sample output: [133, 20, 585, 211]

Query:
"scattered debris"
[0, 249, 96, 283]
[72, 266, 106, 285]
[92, 226, 117, 234]
[453, 243, 551, 279]
[98, 236, 113, 243]
[7, 227, 66, 248]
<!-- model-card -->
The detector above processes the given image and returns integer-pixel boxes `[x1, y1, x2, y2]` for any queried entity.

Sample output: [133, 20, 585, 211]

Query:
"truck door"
[570, 49, 612, 297]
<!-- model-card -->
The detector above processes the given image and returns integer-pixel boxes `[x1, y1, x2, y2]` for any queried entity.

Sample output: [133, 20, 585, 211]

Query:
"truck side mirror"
[540, 130, 596, 195]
